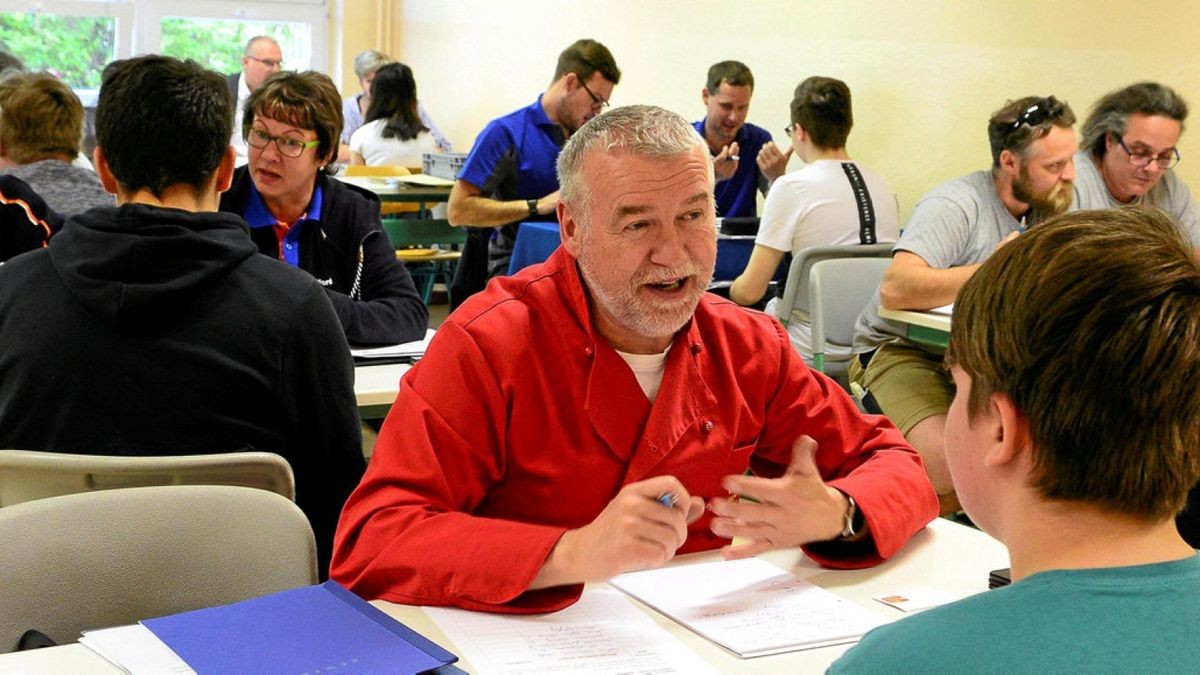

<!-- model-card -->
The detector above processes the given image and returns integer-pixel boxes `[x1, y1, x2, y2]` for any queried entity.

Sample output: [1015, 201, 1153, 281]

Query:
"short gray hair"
[243, 35, 279, 57]
[1080, 82, 1188, 159]
[353, 49, 392, 80]
[557, 104, 710, 213]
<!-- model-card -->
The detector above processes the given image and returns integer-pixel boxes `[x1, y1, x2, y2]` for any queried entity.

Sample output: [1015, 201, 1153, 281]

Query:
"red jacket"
[332, 248, 937, 612]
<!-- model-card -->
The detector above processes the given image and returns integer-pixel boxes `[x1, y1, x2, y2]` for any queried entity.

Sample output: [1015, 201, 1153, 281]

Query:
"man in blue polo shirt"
[695, 61, 790, 218]
[447, 38, 620, 308]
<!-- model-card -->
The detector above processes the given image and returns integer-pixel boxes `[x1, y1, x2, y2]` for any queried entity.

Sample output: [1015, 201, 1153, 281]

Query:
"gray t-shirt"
[1071, 150, 1200, 245]
[853, 170, 1021, 352]
[2, 159, 112, 216]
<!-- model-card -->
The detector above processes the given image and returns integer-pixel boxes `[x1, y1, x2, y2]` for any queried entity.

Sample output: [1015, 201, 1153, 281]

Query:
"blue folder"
[142, 581, 457, 674]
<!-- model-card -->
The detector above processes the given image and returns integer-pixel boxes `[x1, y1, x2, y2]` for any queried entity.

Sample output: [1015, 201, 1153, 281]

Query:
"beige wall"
[335, 0, 1200, 220]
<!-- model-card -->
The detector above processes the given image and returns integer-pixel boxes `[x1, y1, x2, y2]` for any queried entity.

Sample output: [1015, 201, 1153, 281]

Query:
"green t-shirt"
[829, 554, 1200, 674]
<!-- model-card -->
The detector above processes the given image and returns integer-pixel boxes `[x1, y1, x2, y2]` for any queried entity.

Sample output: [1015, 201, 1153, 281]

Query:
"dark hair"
[947, 207, 1200, 519]
[706, 60, 754, 93]
[553, 39, 621, 86]
[1079, 82, 1189, 159]
[986, 95, 1076, 167]
[364, 63, 426, 142]
[791, 76, 852, 149]
[244, 70, 342, 171]
[96, 55, 231, 197]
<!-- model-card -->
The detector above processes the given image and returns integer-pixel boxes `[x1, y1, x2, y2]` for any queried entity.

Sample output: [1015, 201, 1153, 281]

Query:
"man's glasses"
[246, 56, 283, 69]
[579, 79, 610, 110]
[247, 128, 319, 158]
[1010, 96, 1066, 131]
[1114, 135, 1181, 170]
[784, 123, 798, 135]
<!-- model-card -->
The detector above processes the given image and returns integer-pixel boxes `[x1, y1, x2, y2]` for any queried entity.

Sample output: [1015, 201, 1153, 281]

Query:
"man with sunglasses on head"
[1072, 82, 1200, 254]
[849, 95, 1077, 516]
[227, 35, 283, 167]
[447, 38, 620, 309]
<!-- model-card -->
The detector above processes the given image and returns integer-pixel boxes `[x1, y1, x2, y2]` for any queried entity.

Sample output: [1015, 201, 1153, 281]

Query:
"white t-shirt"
[349, 119, 439, 168]
[231, 73, 251, 167]
[758, 159, 899, 361]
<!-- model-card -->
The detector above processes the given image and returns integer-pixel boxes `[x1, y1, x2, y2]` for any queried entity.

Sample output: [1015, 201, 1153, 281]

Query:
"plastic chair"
[0, 485, 317, 652]
[0, 450, 295, 507]
[809, 257, 893, 381]
[343, 164, 419, 216]
[775, 243, 895, 329]
[383, 218, 466, 304]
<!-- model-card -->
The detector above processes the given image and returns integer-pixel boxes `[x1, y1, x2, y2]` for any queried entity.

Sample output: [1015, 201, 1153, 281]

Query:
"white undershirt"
[615, 345, 670, 403]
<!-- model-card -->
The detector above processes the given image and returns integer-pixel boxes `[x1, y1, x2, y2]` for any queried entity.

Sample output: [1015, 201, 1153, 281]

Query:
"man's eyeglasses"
[784, 123, 798, 135]
[246, 56, 284, 69]
[247, 128, 319, 158]
[1114, 134, 1181, 170]
[579, 79, 610, 110]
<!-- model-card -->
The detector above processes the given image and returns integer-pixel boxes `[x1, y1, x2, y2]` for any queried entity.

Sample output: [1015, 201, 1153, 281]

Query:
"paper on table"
[80, 624, 194, 675]
[426, 588, 717, 675]
[388, 174, 455, 187]
[351, 328, 435, 360]
[611, 557, 885, 658]
[929, 303, 954, 316]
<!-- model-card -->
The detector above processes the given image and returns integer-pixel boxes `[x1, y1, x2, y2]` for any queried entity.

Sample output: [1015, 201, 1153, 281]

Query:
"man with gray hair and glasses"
[1072, 82, 1200, 253]
[227, 35, 282, 166]
[850, 95, 1077, 516]
[331, 104, 936, 613]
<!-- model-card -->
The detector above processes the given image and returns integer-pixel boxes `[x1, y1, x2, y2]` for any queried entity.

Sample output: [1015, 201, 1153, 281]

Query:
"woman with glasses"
[219, 70, 428, 346]
[349, 63, 441, 168]
[1073, 81, 1200, 253]
[729, 76, 899, 362]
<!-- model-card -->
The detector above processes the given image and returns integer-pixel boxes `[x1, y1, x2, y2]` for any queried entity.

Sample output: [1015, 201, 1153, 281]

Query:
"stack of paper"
[351, 328, 436, 363]
[81, 581, 457, 674]
[611, 558, 885, 658]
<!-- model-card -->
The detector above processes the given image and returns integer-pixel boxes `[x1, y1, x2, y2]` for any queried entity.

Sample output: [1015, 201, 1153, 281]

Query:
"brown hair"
[947, 207, 1200, 519]
[0, 71, 84, 163]
[705, 60, 753, 93]
[791, 76, 852, 149]
[553, 39, 621, 86]
[1079, 82, 1188, 159]
[987, 95, 1075, 168]
[243, 70, 342, 171]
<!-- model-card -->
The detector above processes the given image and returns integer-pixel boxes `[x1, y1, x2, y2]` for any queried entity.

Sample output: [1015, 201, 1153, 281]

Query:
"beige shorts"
[849, 340, 953, 434]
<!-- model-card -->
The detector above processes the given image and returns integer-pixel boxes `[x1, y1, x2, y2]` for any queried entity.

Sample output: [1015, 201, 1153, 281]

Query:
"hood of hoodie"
[49, 204, 258, 325]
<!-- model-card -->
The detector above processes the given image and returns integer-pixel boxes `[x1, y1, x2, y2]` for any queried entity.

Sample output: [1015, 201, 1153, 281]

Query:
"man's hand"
[708, 435, 853, 559]
[756, 141, 792, 184]
[530, 476, 705, 589]
[714, 142, 741, 181]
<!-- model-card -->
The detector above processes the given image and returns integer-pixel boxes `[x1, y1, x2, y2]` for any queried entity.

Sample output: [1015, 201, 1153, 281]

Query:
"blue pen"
[656, 492, 678, 509]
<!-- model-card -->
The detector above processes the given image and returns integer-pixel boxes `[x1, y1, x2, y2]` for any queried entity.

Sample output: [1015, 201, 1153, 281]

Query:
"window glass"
[160, 17, 313, 75]
[0, 11, 116, 88]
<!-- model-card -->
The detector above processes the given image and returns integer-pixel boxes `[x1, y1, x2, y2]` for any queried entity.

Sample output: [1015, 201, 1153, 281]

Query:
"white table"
[878, 307, 951, 349]
[354, 361, 410, 419]
[0, 519, 1006, 674]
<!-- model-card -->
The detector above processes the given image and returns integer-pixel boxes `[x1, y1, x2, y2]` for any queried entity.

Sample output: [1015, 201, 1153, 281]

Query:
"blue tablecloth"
[507, 221, 561, 276]
[507, 223, 785, 283]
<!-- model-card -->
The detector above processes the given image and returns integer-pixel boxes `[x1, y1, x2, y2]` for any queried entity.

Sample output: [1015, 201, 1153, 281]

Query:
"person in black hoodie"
[219, 70, 427, 346]
[0, 55, 365, 576]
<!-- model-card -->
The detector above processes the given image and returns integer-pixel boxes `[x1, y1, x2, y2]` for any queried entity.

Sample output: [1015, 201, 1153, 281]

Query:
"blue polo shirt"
[694, 119, 772, 218]
[243, 180, 324, 268]
[459, 95, 565, 204]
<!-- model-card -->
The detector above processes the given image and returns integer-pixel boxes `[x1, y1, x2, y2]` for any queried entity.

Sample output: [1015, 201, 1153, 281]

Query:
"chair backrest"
[809, 257, 893, 373]
[775, 243, 894, 327]
[0, 450, 295, 508]
[0, 484, 317, 652]
[343, 164, 411, 177]
[382, 217, 467, 247]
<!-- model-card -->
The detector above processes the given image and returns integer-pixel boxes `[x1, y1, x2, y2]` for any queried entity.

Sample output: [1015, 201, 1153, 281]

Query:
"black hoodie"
[0, 204, 365, 574]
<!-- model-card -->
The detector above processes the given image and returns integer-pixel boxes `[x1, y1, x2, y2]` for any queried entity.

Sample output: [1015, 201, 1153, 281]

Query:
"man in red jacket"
[332, 104, 938, 613]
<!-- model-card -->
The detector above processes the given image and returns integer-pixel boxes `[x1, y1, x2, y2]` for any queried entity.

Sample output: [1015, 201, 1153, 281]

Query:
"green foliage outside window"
[160, 18, 310, 76]
[0, 13, 115, 88]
